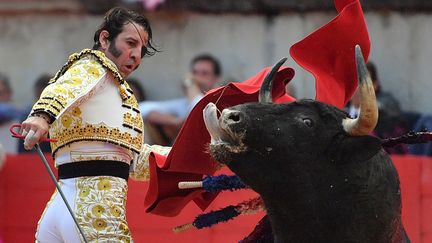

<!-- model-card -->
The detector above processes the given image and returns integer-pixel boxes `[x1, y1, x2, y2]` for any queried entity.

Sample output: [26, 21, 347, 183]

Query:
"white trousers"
[35, 176, 132, 243]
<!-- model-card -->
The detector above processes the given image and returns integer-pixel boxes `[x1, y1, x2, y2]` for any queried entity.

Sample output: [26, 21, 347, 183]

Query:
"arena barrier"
[1, 154, 431, 242]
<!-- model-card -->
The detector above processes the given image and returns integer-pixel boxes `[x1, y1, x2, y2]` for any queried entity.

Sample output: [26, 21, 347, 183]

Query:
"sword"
[10, 124, 89, 243]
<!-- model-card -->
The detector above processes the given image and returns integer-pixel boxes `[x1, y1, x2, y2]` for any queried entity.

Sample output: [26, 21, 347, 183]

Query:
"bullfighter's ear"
[338, 136, 382, 164]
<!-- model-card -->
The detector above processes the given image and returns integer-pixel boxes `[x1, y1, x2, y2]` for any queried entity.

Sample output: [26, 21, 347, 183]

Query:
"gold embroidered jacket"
[31, 49, 169, 181]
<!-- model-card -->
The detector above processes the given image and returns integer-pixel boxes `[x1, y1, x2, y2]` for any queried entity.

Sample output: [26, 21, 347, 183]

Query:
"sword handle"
[9, 124, 57, 142]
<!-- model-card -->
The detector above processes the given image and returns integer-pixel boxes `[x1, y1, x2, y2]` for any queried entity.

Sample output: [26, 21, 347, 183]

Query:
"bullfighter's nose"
[222, 109, 244, 125]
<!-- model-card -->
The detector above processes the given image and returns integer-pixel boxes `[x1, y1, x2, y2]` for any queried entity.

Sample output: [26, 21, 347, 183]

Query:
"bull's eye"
[303, 118, 313, 127]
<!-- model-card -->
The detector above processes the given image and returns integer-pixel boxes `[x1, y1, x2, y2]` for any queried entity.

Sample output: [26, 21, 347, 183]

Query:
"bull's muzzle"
[204, 103, 232, 145]
[221, 109, 244, 128]
[204, 103, 245, 148]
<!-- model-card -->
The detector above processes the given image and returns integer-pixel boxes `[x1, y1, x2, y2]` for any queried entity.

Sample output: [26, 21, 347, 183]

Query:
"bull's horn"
[342, 45, 378, 136]
[259, 57, 287, 103]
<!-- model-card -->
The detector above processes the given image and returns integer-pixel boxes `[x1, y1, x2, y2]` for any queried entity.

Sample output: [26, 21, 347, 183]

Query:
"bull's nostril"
[228, 114, 241, 122]
[222, 110, 243, 124]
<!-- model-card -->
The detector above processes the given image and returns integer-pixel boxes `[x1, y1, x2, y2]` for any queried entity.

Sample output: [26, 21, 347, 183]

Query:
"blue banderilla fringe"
[203, 174, 248, 192]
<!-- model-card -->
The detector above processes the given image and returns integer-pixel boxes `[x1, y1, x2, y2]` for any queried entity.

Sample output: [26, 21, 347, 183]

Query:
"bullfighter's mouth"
[203, 103, 247, 162]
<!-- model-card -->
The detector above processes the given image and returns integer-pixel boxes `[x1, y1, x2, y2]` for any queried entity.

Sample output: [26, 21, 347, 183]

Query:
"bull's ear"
[338, 136, 382, 164]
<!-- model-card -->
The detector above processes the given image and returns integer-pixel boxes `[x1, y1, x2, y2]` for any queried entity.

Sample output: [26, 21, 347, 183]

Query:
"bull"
[203, 46, 410, 243]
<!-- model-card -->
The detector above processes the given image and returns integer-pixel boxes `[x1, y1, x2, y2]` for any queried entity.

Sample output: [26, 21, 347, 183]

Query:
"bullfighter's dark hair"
[191, 54, 222, 77]
[92, 7, 157, 58]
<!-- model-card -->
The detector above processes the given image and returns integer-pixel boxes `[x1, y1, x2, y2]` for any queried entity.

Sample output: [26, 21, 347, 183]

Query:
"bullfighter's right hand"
[21, 113, 50, 150]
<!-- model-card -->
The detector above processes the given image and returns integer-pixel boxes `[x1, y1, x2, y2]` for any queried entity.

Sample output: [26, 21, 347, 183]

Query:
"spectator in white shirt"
[139, 54, 221, 144]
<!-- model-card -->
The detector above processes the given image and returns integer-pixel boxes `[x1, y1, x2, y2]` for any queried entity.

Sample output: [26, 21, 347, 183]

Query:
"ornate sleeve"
[30, 57, 107, 122]
[129, 143, 171, 181]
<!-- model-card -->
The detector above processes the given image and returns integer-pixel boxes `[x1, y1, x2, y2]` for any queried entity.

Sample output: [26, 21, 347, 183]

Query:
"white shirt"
[139, 94, 203, 119]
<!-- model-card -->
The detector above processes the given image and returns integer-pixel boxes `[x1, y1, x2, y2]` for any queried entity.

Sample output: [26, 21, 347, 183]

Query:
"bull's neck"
[263, 196, 343, 242]
[263, 194, 318, 243]
[259, 177, 399, 243]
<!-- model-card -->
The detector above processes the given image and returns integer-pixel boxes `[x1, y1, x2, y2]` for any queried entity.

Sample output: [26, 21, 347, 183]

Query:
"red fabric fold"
[290, 0, 370, 109]
[144, 67, 295, 216]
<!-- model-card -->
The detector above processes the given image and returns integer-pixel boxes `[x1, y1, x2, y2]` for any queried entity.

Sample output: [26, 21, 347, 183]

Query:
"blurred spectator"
[127, 77, 147, 102]
[139, 54, 221, 145]
[0, 73, 12, 102]
[347, 62, 402, 118]
[408, 114, 432, 156]
[0, 73, 26, 123]
[347, 61, 410, 154]
[17, 74, 51, 153]
[33, 74, 51, 101]
[0, 73, 26, 154]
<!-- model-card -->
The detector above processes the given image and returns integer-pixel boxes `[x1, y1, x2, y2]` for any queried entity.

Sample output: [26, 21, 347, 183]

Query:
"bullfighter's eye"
[303, 118, 313, 127]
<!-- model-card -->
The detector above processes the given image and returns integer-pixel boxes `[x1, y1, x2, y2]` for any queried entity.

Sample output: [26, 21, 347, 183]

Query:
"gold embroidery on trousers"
[75, 176, 132, 242]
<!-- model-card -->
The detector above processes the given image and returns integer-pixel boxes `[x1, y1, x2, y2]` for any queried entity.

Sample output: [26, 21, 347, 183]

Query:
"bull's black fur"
[240, 215, 273, 243]
[210, 99, 410, 243]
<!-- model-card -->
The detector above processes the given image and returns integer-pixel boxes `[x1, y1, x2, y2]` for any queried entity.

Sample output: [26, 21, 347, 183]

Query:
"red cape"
[144, 67, 295, 216]
[290, 0, 370, 109]
[144, 0, 370, 216]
